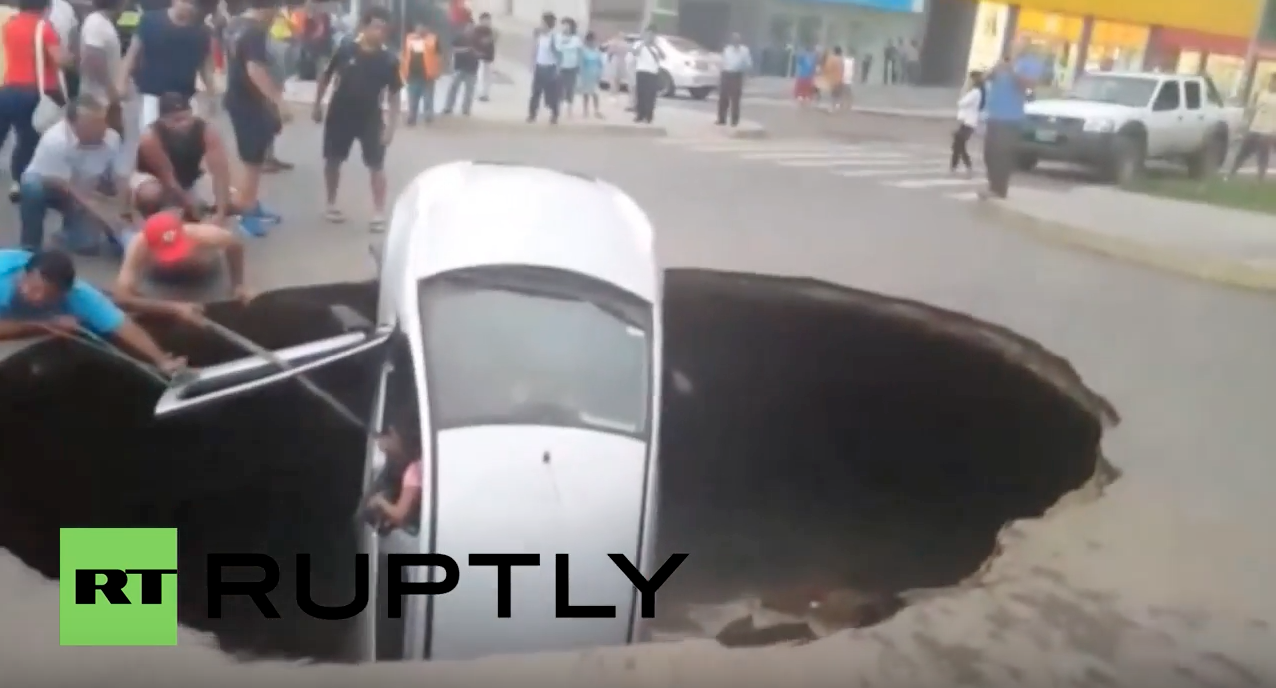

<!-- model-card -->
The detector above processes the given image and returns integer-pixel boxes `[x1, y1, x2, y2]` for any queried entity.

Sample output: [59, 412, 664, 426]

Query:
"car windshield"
[1064, 75, 1157, 107]
[662, 36, 706, 53]
[419, 267, 653, 439]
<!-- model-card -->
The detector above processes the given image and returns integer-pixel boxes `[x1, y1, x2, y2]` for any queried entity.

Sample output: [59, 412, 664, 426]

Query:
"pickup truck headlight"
[1083, 118, 1116, 133]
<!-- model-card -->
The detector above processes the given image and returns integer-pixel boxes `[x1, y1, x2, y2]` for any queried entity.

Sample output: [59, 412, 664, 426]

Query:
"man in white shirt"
[630, 27, 663, 124]
[716, 32, 750, 127]
[527, 12, 560, 124]
[80, 0, 126, 135]
[48, 0, 80, 97]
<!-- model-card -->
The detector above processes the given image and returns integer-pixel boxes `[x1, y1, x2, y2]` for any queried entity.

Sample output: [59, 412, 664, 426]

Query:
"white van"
[155, 161, 665, 661]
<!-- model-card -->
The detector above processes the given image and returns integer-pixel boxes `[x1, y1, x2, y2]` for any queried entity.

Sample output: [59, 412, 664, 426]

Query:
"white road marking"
[884, 177, 987, 189]
[944, 190, 981, 202]
[776, 155, 917, 168]
[737, 149, 880, 160]
[833, 166, 948, 177]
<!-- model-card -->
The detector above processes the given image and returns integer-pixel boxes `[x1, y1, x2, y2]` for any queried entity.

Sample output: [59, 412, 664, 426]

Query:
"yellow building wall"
[1011, 0, 1261, 38]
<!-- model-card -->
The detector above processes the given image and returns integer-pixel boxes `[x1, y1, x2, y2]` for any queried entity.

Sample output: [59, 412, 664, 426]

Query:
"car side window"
[1153, 81, 1182, 111]
[1183, 80, 1202, 110]
[1203, 76, 1225, 106]
[364, 338, 423, 538]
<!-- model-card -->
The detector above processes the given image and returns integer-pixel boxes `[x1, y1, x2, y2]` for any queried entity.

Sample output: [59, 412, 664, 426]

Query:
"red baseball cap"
[142, 211, 195, 266]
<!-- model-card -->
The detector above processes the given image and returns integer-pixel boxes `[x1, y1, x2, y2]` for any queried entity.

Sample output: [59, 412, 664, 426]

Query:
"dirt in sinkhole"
[0, 270, 1117, 660]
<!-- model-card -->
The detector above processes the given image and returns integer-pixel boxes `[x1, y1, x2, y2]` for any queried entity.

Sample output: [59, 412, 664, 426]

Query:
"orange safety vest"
[401, 32, 441, 80]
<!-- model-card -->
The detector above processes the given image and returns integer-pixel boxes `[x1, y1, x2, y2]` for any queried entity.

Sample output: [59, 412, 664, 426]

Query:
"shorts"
[794, 77, 815, 98]
[227, 102, 279, 166]
[323, 112, 385, 169]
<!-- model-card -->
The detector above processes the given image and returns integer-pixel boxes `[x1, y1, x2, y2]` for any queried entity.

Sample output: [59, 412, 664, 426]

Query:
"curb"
[982, 202, 1276, 292]
[852, 106, 952, 121]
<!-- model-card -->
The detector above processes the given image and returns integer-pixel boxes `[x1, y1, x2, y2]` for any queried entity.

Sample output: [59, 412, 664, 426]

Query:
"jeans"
[983, 120, 1021, 198]
[528, 65, 560, 121]
[477, 61, 492, 99]
[406, 77, 436, 123]
[0, 86, 44, 182]
[19, 175, 114, 253]
[443, 71, 477, 115]
[951, 123, 974, 170]
[1230, 131, 1274, 178]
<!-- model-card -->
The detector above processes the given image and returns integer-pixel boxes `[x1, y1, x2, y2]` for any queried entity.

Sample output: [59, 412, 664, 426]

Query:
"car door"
[1181, 78, 1208, 150]
[1146, 79, 1186, 156]
[153, 327, 391, 419]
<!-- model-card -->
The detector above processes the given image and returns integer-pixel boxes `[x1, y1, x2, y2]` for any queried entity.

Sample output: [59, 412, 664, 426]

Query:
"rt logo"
[59, 528, 178, 646]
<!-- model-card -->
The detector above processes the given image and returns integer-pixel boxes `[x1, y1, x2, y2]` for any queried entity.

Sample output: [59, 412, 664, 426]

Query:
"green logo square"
[59, 528, 178, 646]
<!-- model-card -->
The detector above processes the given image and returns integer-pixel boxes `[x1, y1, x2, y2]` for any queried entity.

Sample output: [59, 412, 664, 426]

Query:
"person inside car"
[363, 418, 423, 532]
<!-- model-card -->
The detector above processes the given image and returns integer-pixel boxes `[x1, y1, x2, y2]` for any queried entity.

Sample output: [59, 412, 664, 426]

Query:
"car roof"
[397, 161, 659, 302]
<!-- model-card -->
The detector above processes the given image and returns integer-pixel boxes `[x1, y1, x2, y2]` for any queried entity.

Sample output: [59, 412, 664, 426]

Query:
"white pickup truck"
[1017, 71, 1244, 184]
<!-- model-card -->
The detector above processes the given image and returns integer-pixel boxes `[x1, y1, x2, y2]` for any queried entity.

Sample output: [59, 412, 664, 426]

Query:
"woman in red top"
[0, 0, 69, 198]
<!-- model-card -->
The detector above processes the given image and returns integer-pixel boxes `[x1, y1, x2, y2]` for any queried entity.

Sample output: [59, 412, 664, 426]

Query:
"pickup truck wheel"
[1186, 133, 1226, 179]
[1015, 154, 1039, 172]
[689, 86, 712, 100]
[1106, 134, 1146, 185]
[659, 70, 676, 97]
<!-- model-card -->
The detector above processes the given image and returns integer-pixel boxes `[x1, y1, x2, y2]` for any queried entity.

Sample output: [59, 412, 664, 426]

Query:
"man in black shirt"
[442, 19, 478, 116]
[473, 12, 496, 101]
[311, 7, 401, 232]
[224, 0, 291, 238]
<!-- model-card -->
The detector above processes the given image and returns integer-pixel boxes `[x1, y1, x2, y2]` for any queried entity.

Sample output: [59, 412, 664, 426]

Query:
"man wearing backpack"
[401, 21, 441, 125]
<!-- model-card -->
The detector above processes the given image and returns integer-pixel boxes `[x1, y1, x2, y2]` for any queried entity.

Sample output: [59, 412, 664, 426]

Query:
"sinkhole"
[0, 269, 1118, 660]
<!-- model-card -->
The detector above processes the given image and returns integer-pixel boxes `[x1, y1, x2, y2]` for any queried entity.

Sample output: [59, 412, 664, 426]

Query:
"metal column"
[1241, 0, 1274, 100]
[999, 4, 1019, 57]
[1070, 15, 1092, 83]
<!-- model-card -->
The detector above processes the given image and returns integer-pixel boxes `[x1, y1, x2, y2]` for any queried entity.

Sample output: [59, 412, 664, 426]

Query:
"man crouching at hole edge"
[111, 205, 253, 324]
[0, 248, 186, 374]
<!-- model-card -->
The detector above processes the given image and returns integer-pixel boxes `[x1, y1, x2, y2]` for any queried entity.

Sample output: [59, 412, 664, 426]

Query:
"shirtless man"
[112, 209, 252, 321]
[130, 92, 236, 223]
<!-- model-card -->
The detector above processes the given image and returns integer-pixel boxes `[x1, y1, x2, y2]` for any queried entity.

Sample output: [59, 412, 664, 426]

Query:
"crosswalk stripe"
[833, 166, 948, 177]
[884, 177, 986, 189]
[776, 155, 917, 168]
[740, 150, 901, 161]
[944, 190, 981, 202]
[659, 140, 833, 153]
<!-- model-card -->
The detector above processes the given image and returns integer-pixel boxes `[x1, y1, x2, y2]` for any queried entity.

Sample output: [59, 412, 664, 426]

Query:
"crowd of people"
[0, 0, 409, 376]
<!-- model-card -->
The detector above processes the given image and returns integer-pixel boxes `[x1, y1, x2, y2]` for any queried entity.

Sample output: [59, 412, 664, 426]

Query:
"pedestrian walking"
[118, 0, 216, 133]
[527, 12, 559, 124]
[605, 32, 629, 107]
[79, 0, 126, 135]
[401, 22, 441, 125]
[442, 18, 478, 116]
[312, 6, 400, 231]
[555, 18, 582, 116]
[859, 51, 872, 83]
[473, 12, 496, 101]
[48, 0, 79, 99]
[951, 70, 984, 177]
[840, 49, 855, 103]
[978, 51, 1039, 200]
[223, 0, 289, 237]
[882, 40, 896, 84]
[631, 26, 663, 124]
[577, 31, 603, 118]
[822, 46, 845, 112]
[0, 0, 70, 202]
[18, 95, 125, 254]
[716, 32, 749, 127]
[792, 45, 816, 104]
[1227, 74, 1276, 181]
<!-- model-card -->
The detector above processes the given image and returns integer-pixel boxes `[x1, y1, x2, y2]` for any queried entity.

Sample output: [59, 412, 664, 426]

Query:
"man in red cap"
[112, 210, 252, 320]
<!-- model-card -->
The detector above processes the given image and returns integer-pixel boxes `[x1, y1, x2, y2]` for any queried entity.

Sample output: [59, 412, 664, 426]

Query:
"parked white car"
[1018, 71, 1244, 184]
[156, 161, 665, 662]
[602, 34, 721, 99]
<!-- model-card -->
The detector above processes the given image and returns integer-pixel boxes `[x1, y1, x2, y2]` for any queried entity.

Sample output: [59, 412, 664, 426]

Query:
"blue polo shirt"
[0, 250, 126, 335]
[985, 56, 1042, 124]
[795, 51, 817, 79]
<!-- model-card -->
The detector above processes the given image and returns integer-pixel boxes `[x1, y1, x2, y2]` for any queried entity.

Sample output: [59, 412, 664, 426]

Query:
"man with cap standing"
[112, 209, 251, 320]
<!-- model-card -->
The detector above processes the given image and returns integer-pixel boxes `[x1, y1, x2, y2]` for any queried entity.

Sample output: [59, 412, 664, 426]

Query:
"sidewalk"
[983, 186, 1276, 290]
[744, 77, 956, 119]
[282, 76, 766, 138]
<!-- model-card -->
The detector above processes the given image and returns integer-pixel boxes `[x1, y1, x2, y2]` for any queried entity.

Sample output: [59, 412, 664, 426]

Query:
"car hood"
[1026, 99, 1140, 120]
[427, 425, 650, 660]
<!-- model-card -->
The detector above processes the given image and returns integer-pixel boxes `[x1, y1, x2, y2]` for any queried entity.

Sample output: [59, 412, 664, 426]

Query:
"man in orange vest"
[401, 22, 442, 125]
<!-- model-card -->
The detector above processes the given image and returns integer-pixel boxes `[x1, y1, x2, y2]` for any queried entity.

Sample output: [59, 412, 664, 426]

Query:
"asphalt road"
[14, 115, 1276, 518]
[2, 116, 1275, 678]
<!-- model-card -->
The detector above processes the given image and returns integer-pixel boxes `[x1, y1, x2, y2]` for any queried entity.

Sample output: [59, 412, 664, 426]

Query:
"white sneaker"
[369, 214, 386, 233]
[324, 206, 345, 223]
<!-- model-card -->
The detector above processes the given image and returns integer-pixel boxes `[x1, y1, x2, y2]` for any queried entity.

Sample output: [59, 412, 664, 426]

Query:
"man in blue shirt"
[0, 249, 186, 374]
[978, 49, 1040, 200]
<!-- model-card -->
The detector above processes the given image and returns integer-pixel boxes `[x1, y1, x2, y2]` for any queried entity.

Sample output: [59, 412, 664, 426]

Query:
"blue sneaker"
[238, 214, 269, 238]
[249, 203, 283, 225]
